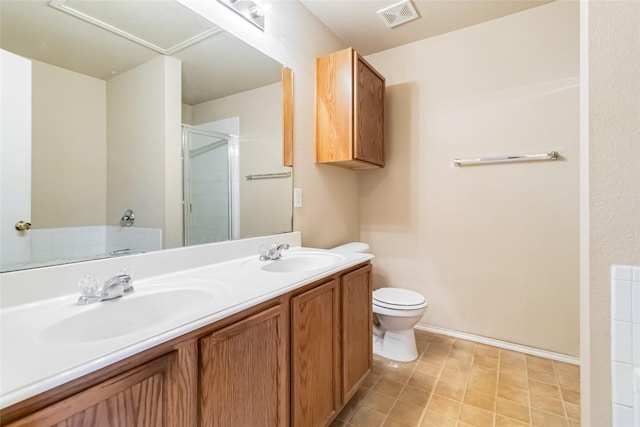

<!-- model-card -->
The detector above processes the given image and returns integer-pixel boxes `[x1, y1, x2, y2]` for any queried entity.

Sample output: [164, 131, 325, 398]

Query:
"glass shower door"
[182, 127, 231, 246]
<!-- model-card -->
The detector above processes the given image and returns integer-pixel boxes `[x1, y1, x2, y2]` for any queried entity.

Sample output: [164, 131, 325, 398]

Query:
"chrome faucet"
[102, 274, 134, 300]
[77, 273, 134, 305]
[259, 243, 290, 261]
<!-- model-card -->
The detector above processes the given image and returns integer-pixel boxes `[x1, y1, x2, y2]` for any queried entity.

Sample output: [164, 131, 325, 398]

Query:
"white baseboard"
[414, 323, 580, 366]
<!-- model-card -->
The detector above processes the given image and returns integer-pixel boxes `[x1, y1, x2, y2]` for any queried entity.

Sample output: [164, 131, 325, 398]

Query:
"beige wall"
[362, 1, 580, 356]
[106, 56, 182, 248]
[587, 1, 640, 425]
[31, 60, 107, 228]
[182, 104, 193, 125]
[191, 83, 292, 238]
[180, 0, 357, 248]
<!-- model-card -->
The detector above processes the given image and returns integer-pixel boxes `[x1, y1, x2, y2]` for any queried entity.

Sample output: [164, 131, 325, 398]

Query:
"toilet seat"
[373, 287, 427, 310]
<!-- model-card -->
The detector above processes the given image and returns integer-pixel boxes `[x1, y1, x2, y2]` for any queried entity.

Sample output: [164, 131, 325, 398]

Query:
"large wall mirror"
[0, 0, 293, 273]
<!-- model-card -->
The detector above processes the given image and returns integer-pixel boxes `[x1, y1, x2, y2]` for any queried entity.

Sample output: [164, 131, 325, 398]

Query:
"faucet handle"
[78, 274, 102, 296]
[105, 272, 133, 288]
[258, 244, 271, 261]
[276, 243, 290, 251]
[118, 269, 133, 283]
[77, 275, 103, 305]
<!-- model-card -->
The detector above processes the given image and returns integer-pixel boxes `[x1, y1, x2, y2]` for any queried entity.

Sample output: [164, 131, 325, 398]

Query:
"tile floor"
[332, 330, 580, 427]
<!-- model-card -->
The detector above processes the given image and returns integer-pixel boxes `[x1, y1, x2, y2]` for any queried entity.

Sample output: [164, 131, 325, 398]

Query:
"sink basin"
[259, 252, 345, 273]
[39, 279, 229, 343]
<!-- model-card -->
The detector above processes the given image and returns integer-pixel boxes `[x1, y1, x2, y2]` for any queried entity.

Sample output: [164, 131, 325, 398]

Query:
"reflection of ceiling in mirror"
[0, 0, 282, 105]
[50, 0, 221, 54]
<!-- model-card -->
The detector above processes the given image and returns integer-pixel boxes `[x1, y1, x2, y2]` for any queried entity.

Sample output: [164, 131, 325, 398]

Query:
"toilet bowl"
[373, 287, 427, 362]
[331, 242, 428, 363]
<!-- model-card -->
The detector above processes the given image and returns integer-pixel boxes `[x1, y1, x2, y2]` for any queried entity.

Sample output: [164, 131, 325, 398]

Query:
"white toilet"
[372, 287, 427, 362]
[331, 242, 428, 363]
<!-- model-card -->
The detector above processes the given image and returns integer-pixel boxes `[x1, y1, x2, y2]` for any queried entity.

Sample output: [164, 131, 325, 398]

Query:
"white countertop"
[0, 245, 373, 409]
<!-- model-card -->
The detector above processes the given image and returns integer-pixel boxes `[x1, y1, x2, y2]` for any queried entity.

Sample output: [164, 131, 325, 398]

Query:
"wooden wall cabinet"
[316, 47, 385, 169]
[291, 264, 372, 427]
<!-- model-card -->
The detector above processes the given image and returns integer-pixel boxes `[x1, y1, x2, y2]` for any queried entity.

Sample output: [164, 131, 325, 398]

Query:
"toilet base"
[372, 328, 419, 362]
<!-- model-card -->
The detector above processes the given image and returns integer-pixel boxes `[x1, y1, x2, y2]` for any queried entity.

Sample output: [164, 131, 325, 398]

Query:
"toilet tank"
[331, 242, 370, 253]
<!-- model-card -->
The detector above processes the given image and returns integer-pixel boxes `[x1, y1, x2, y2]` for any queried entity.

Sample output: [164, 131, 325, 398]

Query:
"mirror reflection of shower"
[182, 120, 239, 246]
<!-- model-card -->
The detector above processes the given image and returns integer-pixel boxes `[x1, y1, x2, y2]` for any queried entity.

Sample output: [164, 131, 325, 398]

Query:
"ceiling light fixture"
[217, 0, 265, 31]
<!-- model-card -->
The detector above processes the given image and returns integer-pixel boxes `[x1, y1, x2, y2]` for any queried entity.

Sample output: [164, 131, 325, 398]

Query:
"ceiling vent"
[377, 0, 420, 29]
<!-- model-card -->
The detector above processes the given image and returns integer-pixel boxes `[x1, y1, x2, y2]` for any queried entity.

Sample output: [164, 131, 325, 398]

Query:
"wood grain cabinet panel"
[199, 304, 288, 427]
[282, 67, 294, 167]
[291, 279, 341, 427]
[341, 265, 373, 402]
[6, 353, 177, 427]
[291, 264, 373, 427]
[316, 47, 385, 169]
[354, 60, 384, 166]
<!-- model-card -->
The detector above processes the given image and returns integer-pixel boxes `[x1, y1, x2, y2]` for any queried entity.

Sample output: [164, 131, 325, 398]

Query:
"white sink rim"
[37, 278, 230, 344]
[247, 250, 346, 273]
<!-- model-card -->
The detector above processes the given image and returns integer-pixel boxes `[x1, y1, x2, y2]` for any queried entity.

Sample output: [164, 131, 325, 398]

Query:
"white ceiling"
[1, 0, 554, 104]
[300, 0, 554, 55]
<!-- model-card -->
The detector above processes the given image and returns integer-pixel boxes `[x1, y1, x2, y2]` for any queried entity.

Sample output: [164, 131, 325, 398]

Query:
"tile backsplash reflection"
[612, 265, 640, 427]
[30, 225, 162, 266]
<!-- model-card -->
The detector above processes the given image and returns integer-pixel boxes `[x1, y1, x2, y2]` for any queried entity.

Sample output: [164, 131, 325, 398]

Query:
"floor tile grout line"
[379, 338, 430, 427]
[457, 338, 472, 426]
[416, 338, 446, 426]
[523, 352, 533, 427]
[492, 346, 499, 427]
[413, 340, 433, 426]
[528, 354, 574, 425]
[417, 338, 451, 425]
[551, 358, 572, 423]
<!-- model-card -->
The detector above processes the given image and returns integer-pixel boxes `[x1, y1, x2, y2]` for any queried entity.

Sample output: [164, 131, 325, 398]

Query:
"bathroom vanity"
[0, 234, 372, 427]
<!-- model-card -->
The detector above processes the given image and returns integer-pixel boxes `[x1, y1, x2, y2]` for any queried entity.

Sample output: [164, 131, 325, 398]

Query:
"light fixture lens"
[217, 0, 265, 31]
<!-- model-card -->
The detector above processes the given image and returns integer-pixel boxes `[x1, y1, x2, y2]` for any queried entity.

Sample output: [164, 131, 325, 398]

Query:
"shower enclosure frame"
[181, 125, 237, 246]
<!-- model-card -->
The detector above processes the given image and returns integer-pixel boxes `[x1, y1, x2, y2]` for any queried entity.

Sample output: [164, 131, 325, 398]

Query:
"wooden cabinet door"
[354, 54, 384, 167]
[6, 353, 178, 427]
[316, 48, 353, 165]
[291, 279, 341, 427]
[316, 48, 384, 168]
[199, 304, 288, 427]
[341, 265, 373, 402]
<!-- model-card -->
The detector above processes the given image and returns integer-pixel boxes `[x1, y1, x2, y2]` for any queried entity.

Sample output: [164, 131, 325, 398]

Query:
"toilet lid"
[373, 287, 427, 309]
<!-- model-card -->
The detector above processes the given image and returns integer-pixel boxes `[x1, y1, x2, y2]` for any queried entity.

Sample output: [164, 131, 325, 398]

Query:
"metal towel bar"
[245, 171, 292, 180]
[453, 151, 558, 167]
